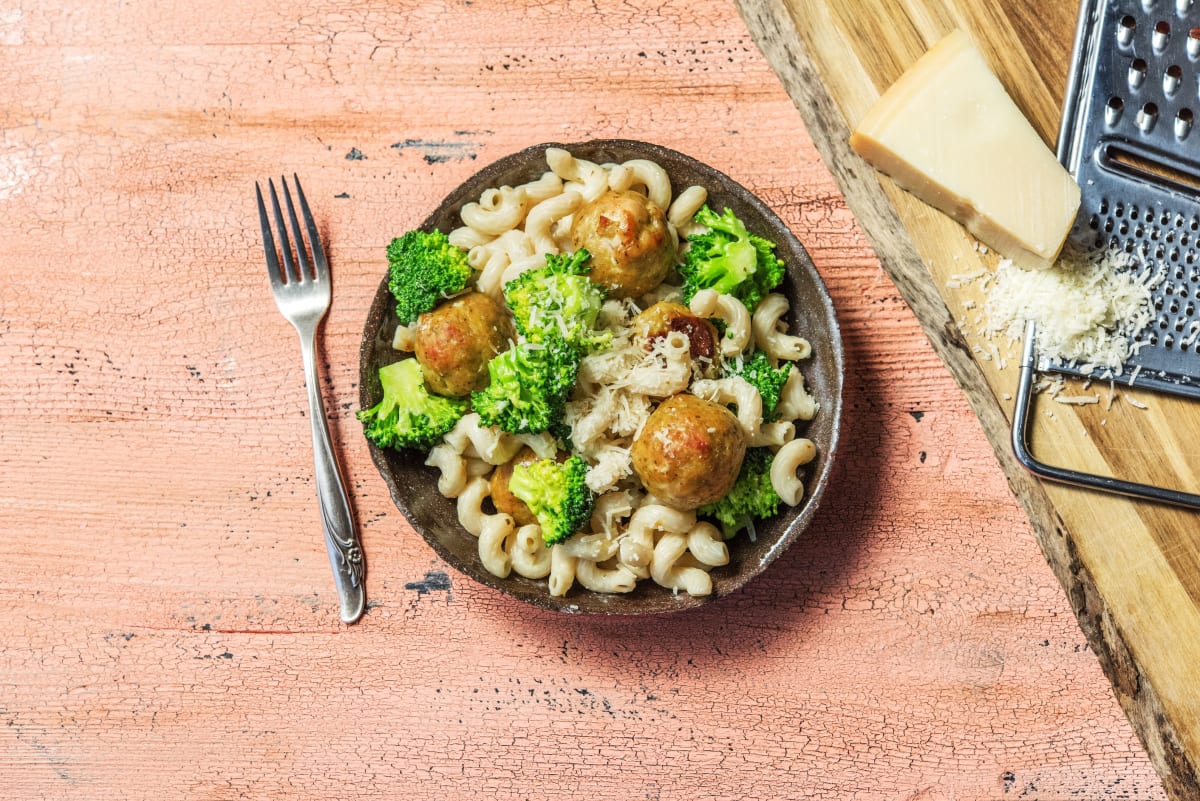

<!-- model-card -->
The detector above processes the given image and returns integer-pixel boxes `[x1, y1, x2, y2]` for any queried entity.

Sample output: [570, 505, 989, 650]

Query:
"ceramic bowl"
[360, 139, 844, 614]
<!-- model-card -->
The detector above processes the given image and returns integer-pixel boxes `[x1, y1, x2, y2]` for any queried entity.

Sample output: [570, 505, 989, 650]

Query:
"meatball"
[569, 189, 676, 299]
[490, 446, 561, 526]
[631, 394, 747, 510]
[631, 301, 719, 361]
[414, 292, 514, 397]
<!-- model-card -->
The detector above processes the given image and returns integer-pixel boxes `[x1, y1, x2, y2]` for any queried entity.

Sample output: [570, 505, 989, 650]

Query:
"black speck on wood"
[405, 570, 452, 596]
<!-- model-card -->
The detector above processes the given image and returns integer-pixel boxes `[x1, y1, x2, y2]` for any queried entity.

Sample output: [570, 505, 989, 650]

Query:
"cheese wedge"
[850, 29, 1080, 270]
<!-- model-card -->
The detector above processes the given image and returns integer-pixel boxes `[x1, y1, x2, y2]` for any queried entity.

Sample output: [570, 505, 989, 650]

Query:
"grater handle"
[1011, 321, 1200, 509]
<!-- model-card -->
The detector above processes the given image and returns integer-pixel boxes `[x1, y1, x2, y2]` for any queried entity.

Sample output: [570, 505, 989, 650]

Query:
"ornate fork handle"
[300, 330, 366, 622]
[257, 175, 365, 624]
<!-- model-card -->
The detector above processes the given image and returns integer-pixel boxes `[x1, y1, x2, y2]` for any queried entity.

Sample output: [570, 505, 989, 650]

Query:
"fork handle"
[300, 331, 366, 624]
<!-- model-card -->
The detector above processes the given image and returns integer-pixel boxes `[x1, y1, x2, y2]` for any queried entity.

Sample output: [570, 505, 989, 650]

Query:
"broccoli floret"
[470, 337, 579, 435]
[386, 229, 472, 324]
[727, 351, 792, 421]
[356, 358, 469, 451]
[680, 206, 786, 311]
[698, 448, 781, 539]
[508, 455, 595, 545]
[503, 249, 611, 354]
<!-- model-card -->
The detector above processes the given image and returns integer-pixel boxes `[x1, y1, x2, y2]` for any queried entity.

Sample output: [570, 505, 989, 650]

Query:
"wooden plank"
[736, 0, 1200, 797]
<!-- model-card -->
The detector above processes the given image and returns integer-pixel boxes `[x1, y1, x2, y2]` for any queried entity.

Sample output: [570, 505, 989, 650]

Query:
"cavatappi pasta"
[401, 147, 820, 599]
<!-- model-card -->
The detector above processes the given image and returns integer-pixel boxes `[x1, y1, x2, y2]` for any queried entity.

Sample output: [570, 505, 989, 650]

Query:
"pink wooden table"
[0, 1, 1166, 798]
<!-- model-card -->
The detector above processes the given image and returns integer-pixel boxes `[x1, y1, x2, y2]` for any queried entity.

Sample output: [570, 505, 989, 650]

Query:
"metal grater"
[1012, 0, 1200, 506]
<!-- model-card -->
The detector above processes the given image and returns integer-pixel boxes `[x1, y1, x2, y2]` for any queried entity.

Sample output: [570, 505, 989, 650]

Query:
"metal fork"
[256, 175, 365, 624]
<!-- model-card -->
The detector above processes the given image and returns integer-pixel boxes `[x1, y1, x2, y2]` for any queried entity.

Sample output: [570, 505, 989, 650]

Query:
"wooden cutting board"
[736, 0, 1200, 797]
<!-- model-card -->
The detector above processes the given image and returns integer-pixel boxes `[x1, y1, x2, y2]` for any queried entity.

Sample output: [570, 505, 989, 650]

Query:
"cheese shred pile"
[982, 248, 1159, 375]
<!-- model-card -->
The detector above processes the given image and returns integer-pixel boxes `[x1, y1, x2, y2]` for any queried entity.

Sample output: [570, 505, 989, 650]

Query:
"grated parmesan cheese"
[1052, 394, 1100, 405]
[982, 247, 1158, 374]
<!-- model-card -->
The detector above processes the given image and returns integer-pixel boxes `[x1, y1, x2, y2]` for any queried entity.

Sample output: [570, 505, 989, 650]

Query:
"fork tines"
[255, 174, 327, 286]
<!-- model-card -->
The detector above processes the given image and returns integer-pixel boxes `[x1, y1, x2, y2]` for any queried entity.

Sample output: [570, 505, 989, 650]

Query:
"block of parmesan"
[850, 29, 1081, 270]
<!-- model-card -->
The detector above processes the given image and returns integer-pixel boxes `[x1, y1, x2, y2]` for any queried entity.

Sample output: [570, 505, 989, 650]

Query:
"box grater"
[1012, 0, 1200, 506]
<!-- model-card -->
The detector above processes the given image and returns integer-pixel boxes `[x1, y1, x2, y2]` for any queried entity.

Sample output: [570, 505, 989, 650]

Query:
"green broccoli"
[386, 229, 472, 324]
[727, 351, 792, 421]
[508, 455, 595, 545]
[697, 448, 781, 539]
[470, 337, 579, 435]
[356, 358, 469, 451]
[503, 249, 611, 354]
[680, 205, 786, 311]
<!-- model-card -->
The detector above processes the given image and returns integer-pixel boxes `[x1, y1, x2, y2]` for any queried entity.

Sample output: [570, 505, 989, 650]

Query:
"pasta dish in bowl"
[359, 140, 843, 614]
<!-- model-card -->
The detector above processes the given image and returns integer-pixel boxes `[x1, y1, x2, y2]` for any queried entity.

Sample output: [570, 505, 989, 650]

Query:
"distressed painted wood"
[735, 0, 1200, 798]
[0, 0, 1169, 798]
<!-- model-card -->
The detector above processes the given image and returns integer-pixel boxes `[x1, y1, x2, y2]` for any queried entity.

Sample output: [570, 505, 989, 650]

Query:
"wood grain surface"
[0, 1, 1172, 798]
[735, 0, 1200, 798]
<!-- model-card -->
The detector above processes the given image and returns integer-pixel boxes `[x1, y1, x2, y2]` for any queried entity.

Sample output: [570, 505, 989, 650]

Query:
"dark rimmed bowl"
[360, 139, 844, 614]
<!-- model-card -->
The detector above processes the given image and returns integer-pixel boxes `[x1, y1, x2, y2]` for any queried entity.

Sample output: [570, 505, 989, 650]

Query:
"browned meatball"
[569, 189, 676, 299]
[631, 301, 719, 361]
[631, 394, 747, 510]
[414, 292, 514, 397]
